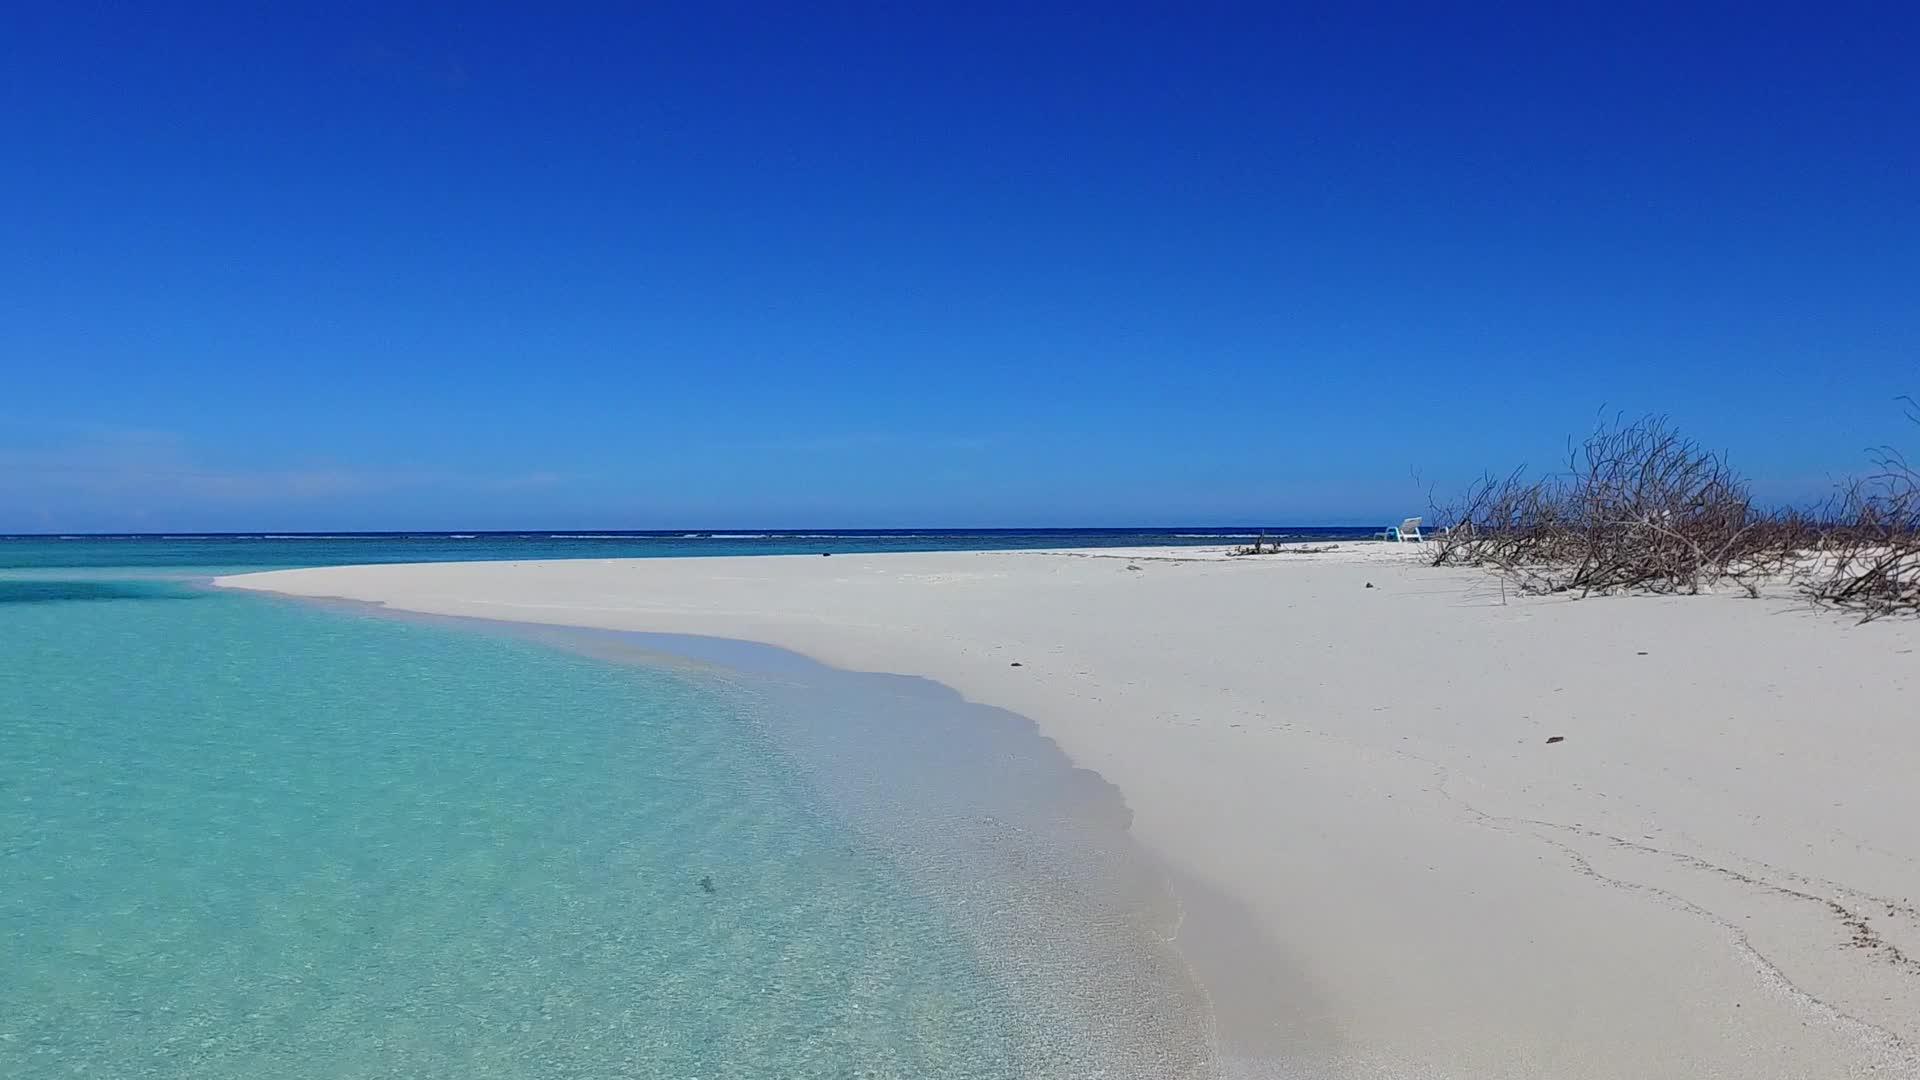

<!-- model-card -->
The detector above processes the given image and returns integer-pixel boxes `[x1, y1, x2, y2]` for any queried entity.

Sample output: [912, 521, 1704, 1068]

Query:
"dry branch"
[1431, 415, 1778, 596]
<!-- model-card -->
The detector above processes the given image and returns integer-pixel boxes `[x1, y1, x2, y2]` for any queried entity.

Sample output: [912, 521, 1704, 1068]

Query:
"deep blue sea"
[0, 527, 1373, 573]
[0, 531, 1326, 1078]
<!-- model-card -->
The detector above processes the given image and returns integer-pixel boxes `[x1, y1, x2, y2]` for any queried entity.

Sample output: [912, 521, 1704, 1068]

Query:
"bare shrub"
[1432, 415, 1777, 597]
[1804, 402, 1920, 619]
[1433, 407, 1920, 615]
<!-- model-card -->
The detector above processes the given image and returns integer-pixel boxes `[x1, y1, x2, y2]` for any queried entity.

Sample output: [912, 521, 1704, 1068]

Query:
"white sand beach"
[219, 545, 1920, 1079]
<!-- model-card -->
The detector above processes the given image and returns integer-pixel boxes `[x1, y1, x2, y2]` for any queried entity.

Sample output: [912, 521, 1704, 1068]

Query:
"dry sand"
[219, 545, 1920, 1079]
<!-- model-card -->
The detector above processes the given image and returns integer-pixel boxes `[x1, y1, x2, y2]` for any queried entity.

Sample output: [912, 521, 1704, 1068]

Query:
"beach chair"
[1386, 517, 1423, 543]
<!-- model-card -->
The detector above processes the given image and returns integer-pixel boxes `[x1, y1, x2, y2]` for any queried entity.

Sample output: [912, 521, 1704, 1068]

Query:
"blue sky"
[2, 4, 1915, 531]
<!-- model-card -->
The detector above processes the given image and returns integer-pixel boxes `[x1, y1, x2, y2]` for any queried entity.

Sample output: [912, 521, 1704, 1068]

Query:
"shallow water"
[0, 565, 1216, 1077]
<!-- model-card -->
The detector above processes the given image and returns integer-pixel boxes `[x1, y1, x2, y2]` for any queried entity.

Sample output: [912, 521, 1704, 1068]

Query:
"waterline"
[2, 581, 1222, 1077]
[349, 610, 1227, 1078]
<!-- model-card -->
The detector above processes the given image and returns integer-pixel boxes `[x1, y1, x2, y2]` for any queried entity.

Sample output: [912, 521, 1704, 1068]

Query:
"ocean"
[0, 531, 1345, 1077]
[0, 527, 1374, 573]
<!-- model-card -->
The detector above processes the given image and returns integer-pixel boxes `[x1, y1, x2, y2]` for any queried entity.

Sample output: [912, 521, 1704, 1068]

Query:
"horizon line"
[0, 524, 1394, 539]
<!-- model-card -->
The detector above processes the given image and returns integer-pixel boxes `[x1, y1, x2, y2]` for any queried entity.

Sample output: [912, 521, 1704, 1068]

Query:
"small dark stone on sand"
[1636, 651, 1648, 655]
[821, 552, 832, 557]
[1546, 736, 1566, 745]
[1365, 582, 1375, 589]
[699, 875, 715, 893]
[1010, 662, 1023, 667]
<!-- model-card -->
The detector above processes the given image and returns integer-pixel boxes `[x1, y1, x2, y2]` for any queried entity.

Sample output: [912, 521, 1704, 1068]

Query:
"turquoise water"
[0, 547, 1216, 1078]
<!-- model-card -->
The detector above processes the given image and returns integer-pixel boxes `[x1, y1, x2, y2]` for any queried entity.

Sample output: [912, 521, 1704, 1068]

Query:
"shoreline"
[265, 598, 1237, 1076]
[218, 545, 1920, 1079]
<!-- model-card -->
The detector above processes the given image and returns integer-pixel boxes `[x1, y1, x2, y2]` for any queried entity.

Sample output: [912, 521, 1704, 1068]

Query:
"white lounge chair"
[1386, 517, 1423, 543]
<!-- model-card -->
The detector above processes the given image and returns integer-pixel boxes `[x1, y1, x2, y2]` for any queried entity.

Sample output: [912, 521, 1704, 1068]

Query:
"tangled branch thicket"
[1804, 402, 1920, 617]
[1429, 411, 1920, 618]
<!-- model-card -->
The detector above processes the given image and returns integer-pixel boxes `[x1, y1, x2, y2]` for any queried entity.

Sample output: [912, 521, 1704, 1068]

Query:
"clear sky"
[3, 4, 1915, 531]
